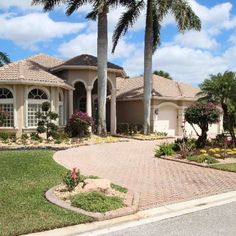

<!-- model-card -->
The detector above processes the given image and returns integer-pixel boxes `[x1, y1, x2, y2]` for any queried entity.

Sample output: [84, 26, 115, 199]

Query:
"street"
[101, 202, 236, 236]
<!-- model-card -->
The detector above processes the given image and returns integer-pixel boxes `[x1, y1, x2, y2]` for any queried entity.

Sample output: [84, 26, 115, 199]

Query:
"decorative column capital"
[86, 86, 93, 91]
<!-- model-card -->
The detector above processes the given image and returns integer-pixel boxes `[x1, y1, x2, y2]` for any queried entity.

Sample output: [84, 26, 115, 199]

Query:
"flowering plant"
[63, 167, 80, 191]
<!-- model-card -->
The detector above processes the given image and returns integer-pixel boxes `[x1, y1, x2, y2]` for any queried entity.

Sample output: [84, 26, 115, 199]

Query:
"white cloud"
[0, 13, 86, 50]
[0, 0, 41, 11]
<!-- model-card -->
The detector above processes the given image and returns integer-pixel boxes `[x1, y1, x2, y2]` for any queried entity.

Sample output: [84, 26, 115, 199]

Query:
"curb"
[45, 185, 139, 221]
[26, 190, 236, 236]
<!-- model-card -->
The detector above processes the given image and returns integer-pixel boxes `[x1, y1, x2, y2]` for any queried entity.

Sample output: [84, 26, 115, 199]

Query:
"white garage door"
[154, 105, 178, 136]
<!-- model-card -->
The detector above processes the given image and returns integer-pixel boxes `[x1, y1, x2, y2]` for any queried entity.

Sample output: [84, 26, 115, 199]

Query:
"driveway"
[54, 139, 236, 209]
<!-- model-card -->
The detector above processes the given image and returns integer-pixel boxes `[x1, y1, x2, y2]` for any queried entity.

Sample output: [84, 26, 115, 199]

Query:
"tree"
[36, 101, 58, 140]
[112, 0, 201, 134]
[32, 0, 136, 136]
[199, 71, 236, 145]
[185, 102, 220, 148]
[0, 52, 10, 67]
[153, 70, 172, 80]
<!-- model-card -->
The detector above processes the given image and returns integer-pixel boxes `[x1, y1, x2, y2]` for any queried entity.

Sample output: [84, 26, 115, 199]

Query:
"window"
[78, 97, 86, 112]
[59, 90, 64, 126]
[0, 88, 14, 127]
[27, 88, 49, 127]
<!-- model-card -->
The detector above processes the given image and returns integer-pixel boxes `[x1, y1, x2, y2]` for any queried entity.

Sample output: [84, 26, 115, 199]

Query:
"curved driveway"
[54, 140, 236, 209]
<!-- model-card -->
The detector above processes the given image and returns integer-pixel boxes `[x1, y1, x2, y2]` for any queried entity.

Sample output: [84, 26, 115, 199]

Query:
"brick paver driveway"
[54, 140, 236, 209]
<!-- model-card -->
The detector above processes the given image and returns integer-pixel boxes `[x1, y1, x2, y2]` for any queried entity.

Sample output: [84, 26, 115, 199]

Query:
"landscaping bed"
[0, 150, 91, 236]
[115, 133, 173, 141]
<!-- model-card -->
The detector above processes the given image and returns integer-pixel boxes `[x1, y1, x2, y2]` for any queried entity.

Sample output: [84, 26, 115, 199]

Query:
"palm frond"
[171, 0, 201, 32]
[31, 0, 65, 11]
[66, 0, 92, 16]
[0, 52, 10, 66]
[112, 0, 144, 53]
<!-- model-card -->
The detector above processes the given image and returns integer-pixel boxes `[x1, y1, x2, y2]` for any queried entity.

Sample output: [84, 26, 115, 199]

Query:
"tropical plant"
[112, 0, 201, 134]
[153, 70, 172, 80]
[63, 167, 80, 191]
[185, 102, 220, 148]
[0, 52, 10, 67]
[155, 143, 174, 157]
[32, 0, 137, 136]
[36, 101, 59, 140]
[199, 71, 236, 145]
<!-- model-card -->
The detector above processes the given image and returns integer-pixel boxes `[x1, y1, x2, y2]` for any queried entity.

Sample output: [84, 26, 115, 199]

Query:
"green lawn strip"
[71, 192, 124, 213]
[111, 183, 128, 193]
[211, 163, 236, 173]
[0, 150, 91, 236]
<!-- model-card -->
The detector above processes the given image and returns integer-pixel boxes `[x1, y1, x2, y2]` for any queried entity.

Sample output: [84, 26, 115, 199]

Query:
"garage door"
[153, 105, 178, 136]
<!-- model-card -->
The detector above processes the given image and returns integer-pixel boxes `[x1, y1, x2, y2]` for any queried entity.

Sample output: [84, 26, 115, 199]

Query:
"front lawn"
[0, 150, 91, 236]
[211, 163, 236, 173]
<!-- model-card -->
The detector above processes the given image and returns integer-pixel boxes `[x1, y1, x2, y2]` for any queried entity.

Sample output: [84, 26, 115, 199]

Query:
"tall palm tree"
[199, 71, 236, 145]
[112, 0, 201, 134]
[0, 52, 10, 67]
[32, 0, 135, 136]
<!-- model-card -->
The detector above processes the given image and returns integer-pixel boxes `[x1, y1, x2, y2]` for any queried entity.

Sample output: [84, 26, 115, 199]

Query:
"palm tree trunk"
[97, 8, 108, 136]
[143, 0, 153, 134]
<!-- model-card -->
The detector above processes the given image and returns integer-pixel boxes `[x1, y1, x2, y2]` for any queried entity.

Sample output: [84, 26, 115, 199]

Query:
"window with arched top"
[27, 88, 49, 127]
[0, 88, 14, 127]
[58, 89, 64, 126]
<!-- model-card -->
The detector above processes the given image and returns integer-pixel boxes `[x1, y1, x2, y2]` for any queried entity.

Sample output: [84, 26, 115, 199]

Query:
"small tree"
[36, 101, 58, 140]
[185, 103, 220, 148]
[153, 70, 173, 80]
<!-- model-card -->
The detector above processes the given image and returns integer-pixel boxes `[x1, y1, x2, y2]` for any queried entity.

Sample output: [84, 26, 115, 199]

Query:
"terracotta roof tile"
[117, 75, 200, 100]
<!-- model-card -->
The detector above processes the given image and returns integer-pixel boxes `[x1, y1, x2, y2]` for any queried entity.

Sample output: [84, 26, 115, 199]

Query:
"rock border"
[45, 185, 140, 221]
[0, 139, 129, 152]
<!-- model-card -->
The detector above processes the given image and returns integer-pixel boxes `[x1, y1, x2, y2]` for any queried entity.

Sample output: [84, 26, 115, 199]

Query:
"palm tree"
[112, 0, 201, 134]
[32, 0, 135, 136]
[199, 71, 236, 145]
[0, 52, 10, 67]
[153, 70, 172, 80]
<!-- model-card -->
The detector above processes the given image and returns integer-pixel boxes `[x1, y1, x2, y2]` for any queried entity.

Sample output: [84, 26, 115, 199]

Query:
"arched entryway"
[73, 81, 87, 113]
[91, 79, 112, 132]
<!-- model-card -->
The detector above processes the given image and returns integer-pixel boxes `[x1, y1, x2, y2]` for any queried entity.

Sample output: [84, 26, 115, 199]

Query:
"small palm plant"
[0, 52, 10, 66]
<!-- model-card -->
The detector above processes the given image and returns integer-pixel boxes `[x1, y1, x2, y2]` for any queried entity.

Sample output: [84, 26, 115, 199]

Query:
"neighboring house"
[0, 53, 222, 137]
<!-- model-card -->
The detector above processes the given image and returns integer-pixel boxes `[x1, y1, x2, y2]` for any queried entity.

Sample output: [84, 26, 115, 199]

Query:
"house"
[0, 53, 222, 137]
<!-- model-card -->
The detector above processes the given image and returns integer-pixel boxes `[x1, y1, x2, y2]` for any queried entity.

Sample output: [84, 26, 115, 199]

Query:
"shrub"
[65, 112, 93, 138]
[30, 132, 42, 141]
[206, 156, 219, 164]
[185, 102, 220, 148]
[173, 137, 196, 158]
[129, 123, 143, 134]
[155, 143, 175, 157]
[70, 192, 123, 213]
[8, 132, 16, 142]
[63, 167, 80, 191]
[111, 183, 128, 193]
[117, 123, 129, 134]
[0, 132, 9, 142]
[36, 101, 58, 140]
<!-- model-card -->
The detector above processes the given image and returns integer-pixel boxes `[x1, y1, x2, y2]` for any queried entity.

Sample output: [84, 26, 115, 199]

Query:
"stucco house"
[0, 53, 222, 137]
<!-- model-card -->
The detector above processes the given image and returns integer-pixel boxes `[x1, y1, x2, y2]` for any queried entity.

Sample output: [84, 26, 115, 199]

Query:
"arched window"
[0, 88, 14, 127]
[78, 97, 86, 112]
[58, 89, 64, 126]
[27, 88, 49, 127]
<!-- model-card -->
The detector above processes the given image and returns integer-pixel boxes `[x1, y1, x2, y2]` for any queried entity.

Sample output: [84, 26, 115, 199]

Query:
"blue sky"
[1, 0, 236, 86]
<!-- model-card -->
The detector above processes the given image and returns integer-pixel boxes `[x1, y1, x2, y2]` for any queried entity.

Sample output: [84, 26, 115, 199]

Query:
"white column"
[177, 107, 185, 136]
[110, 89, 117, 134]
[86, 86, 93, 117]
[68, 90, 73, 117]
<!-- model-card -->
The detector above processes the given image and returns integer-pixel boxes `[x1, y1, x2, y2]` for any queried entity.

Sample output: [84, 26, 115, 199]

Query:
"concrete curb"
[45, 185, 139, 221]
[26, 190, 236, 236]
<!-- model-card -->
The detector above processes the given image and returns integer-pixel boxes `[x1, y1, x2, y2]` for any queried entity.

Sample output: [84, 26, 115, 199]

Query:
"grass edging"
[45, 185, 139, 221]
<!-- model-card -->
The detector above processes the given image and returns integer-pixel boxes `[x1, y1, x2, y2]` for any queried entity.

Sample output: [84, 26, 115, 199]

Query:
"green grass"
[211, 163, 236, 172]
[187, 155, 219, 164]
[0, 150, 91, 236]
[111, 183, 128, 193]
[71, 192, 123, 213]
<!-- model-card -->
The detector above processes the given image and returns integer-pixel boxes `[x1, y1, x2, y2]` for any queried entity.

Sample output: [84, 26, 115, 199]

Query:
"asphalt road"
[101, 202, 236, 236]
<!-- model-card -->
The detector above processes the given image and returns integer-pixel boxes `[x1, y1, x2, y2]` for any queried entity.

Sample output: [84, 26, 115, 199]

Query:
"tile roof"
[116, 75, 200, 101]
[55, 54, 123, 70]
[0, 54, 73, 89]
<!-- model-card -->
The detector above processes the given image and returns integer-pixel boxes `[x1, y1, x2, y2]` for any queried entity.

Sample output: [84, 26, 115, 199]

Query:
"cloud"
[0, 0, 40, 11]
[0, 13, 86, 50]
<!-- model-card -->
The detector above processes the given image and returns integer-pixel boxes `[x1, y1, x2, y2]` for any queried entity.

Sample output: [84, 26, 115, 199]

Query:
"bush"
[9, 132, 16, 142]
[30, 132, 42, 142]
[155, 143, 175, 157]
[65, 112, 93, 138]
[117, 123, 129, 134]
[63, 167, 80, 191]
[0, 132, 9, 142]
[70, 192, 123, 213]
[173, 137, 196, 158]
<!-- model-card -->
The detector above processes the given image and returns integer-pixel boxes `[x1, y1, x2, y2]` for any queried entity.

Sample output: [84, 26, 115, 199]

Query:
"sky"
[1, 0, 236, 86]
